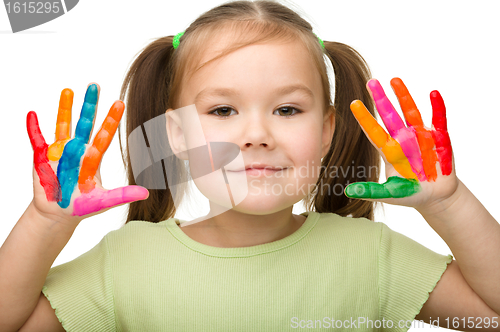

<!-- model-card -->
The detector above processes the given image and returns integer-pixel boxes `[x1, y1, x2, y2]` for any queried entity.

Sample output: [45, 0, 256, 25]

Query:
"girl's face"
[168, 37, 334, 215]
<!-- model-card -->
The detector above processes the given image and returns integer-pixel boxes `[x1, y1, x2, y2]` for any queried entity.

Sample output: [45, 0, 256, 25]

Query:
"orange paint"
[390, 78, 438, 181]
[78, 100, 125, 193]
[48, 88, 73, 161]
[350, 100, 417, 179]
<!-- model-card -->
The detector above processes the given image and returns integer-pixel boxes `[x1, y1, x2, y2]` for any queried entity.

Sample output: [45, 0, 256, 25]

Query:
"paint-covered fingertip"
[350, 99, 363, 108]
[390, 77, 403, 86]
[27, 110, 37, 123]
[60, 88, 74, 98]
[389, 77, 406, 92]
[366, 79, 386, 100]
[112, 100, 125, 112]
[84, 84, 99, 104]
[430, 90, 442, 99]
[27, 111, 38, 142]
[367, 78, 380, 89]
[59, 88, 74, 109]
[345, 183, 369, 199]
[109, 100, 125, 115]
[27, 110, 37, 118]
[123, 185, 149, 202]
[344, 185, 354, 198]
[27, 111, 46, 149]
[349, 100, 366, 116]
[430, 90, 446, 117]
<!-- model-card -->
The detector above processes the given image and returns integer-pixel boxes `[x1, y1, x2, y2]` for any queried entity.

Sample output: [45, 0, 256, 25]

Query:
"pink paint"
[73, 185, 149, 216]
[394, 127, 426, 181]
[367, 79, 406, 137]
[367, 79, 426, 181]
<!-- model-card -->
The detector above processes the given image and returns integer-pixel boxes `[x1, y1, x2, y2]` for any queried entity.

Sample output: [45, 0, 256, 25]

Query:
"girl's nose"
[240, 112, 274, 149]
[245, 142, 268, 148]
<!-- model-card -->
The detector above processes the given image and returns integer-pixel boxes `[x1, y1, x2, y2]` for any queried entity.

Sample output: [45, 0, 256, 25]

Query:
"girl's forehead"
[199, 38, 310, 68]
[182, 39, 321, 97]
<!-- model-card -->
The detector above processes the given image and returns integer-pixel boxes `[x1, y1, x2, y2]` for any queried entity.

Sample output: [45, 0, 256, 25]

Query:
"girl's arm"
[0, 202, 72, 331]
[347, 78, 500, 330]
[0, 84, 148, 331]
[415, 179, 500, 328]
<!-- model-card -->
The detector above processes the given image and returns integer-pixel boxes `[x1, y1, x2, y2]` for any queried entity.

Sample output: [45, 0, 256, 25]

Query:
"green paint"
[345, 176, 421, 199]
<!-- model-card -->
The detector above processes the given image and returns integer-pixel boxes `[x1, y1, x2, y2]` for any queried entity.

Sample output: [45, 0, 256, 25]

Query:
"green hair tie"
[314, 33, 325, 49]
[173, 31, 184, 49]
[172, 30, 324, 50]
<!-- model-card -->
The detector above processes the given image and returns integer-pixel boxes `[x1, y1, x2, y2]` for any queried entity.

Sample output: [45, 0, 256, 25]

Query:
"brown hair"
[118, 0, 380, 223]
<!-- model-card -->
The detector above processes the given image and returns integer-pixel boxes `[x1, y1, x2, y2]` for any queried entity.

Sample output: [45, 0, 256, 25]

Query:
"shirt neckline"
[165, 211, 320, 257]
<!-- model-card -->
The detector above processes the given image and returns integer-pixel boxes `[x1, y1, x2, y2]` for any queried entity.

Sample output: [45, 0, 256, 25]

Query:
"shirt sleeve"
[378, 222, 453, 332]
[41, 235, 116, 332]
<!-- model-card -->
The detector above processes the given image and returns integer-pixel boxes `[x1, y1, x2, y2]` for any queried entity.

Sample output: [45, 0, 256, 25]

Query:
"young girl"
[1, 0, 499, 331]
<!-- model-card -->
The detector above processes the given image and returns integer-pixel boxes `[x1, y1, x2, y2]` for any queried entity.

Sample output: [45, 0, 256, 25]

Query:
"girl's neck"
[178, 208, 307, 248]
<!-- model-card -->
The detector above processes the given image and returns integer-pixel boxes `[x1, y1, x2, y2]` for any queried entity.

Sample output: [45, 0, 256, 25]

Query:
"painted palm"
[27, 84, 148, 219]
[345, 78, 456, 209]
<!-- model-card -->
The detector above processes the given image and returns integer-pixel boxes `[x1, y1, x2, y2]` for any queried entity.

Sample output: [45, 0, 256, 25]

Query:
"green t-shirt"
[42, 211, 452, 331]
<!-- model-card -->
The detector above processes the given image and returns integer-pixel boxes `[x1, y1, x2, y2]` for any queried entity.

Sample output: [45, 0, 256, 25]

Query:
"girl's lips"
[231, 168, 288, 177]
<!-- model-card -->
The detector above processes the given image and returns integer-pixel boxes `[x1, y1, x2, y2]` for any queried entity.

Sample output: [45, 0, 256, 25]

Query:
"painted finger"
[350, 100, 417, 179]
[48, 88, 73, 161]
[72, 186, 149, 216]
[345, 176, 421, 199]
[57, 84, 99, 208]
[74, 84, 99, 143]
[430, 90, 453, 175]
[390, 78, 423, 127]
[367, 79, 406, 136]
[391, 78, 438, 181]
[78, 101, 125, 193]
[27, 111, 61, 201]
[367, 79, 425, 180]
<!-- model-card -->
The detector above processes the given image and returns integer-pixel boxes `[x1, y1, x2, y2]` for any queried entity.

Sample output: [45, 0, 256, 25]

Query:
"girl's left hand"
[345, 77, 459, 213]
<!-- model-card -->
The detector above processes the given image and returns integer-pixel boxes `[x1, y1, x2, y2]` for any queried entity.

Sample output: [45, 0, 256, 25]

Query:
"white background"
[1, 1, 499, 330]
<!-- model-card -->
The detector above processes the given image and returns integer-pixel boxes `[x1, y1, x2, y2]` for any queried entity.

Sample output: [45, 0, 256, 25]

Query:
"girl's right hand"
[27, 83, 149, 229]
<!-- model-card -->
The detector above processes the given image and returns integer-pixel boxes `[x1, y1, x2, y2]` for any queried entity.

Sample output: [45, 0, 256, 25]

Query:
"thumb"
[72, 186, 149, 217]
[345, 176, 421, 200]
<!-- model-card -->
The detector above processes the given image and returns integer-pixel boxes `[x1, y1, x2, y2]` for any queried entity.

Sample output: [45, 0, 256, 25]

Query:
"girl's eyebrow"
[194, 84, 314, 104]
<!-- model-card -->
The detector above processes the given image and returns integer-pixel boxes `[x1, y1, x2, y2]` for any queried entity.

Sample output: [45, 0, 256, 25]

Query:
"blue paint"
[57, 84, 98, 208]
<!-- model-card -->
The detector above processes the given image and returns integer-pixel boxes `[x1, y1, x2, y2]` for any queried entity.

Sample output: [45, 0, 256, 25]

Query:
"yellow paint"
[350, 100, 417, 179]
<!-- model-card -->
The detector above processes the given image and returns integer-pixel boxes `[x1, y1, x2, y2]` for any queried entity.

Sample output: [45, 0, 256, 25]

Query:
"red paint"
[27, 111, 62, 202]
[430, 91, 453, 175]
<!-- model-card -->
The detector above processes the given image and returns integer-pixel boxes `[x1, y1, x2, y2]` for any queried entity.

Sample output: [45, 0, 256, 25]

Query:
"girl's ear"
[165, 108, 189, 160]
[321, 105, 336, 158]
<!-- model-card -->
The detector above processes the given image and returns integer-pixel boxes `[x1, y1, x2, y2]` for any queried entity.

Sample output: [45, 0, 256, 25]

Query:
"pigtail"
[118, 36, 188, 223]
[309, 41, 380, 220]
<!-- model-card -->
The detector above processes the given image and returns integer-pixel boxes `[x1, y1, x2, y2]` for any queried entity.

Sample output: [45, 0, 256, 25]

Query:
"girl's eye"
[208, 106, 303, 118]
[275, 106, 302, 118]
[208, 107, 236, 118]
